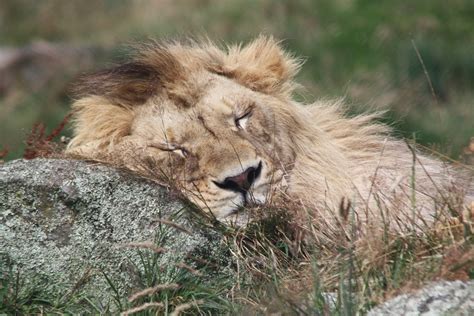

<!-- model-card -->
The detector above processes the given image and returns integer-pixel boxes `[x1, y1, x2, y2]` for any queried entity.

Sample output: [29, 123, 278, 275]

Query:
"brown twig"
[128, 283, 179, 302]
[23, 112, 72, 159]
[152, 218, 192, 235]
[170, 299, 204, 316]
[120, 302, 163, 316]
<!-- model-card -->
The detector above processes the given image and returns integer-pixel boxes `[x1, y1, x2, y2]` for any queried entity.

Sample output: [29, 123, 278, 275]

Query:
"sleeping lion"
[67, 36, 473, 230]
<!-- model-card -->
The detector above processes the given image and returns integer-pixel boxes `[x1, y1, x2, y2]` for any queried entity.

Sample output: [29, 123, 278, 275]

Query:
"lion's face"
[67, 36, 301, 221]
[130, 73, 294, 219]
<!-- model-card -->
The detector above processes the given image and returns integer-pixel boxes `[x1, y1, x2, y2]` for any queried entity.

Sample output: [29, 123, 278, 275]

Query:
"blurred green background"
[0, 0, 473, 160]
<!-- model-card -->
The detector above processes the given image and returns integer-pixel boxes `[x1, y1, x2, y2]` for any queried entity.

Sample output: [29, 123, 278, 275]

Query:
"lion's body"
[284, 100, 472, 230]
[67, 37, 473, 230]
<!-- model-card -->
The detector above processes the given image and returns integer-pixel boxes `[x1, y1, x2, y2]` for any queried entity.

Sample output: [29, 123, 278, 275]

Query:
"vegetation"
[1, 0, 473, 314]
[2, 197, 473, 314]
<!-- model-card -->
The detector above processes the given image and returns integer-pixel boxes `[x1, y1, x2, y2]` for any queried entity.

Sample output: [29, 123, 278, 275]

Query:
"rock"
[0, 158, 231, 311]
[368, 280, 474, 315]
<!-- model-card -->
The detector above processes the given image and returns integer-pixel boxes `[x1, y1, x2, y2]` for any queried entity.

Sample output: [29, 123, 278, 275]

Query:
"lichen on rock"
[368, 280, 474, 315]
[0, 158, 232, 310]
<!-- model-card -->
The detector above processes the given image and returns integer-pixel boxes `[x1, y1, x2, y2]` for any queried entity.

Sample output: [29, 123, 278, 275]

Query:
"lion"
[66, 36, 473, 231]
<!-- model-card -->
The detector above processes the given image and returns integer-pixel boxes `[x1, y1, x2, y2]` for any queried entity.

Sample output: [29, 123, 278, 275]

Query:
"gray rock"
[368, 280, 474, 316]
[0, 158, 231, 311]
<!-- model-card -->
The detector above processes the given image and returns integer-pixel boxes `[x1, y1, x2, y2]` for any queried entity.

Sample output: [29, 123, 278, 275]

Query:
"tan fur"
[66, 36, 473, 230]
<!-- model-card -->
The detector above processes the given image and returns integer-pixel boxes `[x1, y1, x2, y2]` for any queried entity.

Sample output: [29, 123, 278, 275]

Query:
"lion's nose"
[213, 162, 262, 193]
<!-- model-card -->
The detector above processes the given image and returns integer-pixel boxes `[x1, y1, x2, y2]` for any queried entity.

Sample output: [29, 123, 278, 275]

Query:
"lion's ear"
[223, 36, 302, 96]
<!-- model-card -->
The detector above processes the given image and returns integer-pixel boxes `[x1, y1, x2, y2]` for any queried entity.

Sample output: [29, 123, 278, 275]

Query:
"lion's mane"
[67, 36, 473, 230]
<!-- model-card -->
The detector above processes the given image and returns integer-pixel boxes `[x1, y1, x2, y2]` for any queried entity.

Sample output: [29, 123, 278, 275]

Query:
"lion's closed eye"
[235, 110, 252, 130]
[148, 142, 188, 158]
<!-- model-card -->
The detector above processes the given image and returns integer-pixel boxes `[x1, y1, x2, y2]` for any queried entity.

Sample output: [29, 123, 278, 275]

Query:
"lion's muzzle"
[213, 161, 262, 195]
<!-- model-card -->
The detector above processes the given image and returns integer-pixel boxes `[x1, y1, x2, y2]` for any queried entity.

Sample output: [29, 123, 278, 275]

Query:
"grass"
[226, 203, 474, 314]
[0, 215, 237, 315]
[1, 0, 473, 314]
[0, 258, 103, 314]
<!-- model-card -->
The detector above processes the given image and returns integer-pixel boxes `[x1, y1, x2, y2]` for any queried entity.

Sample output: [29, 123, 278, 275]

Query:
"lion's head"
[67, 36, 303, 221]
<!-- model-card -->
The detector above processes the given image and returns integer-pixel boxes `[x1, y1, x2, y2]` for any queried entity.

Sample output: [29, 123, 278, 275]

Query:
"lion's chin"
[217, 189, 269, 226]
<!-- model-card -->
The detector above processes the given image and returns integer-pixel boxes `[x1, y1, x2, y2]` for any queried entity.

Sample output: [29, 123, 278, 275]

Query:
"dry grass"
[222, 191, 473, 314]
